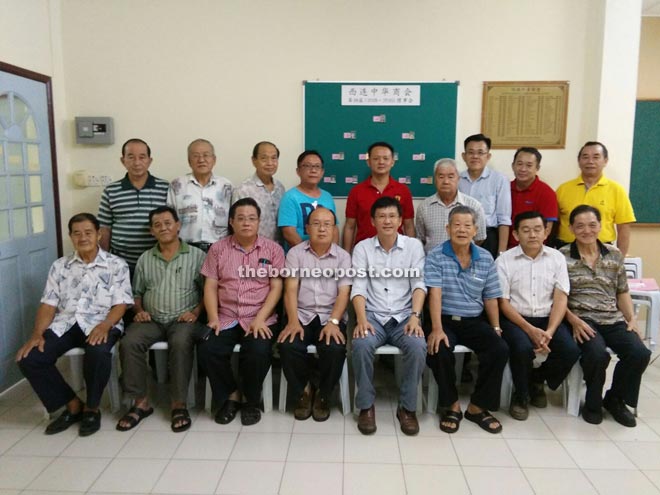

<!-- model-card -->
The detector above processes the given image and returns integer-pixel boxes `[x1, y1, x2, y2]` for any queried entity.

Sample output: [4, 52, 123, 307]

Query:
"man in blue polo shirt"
[424, 205, 508, 434]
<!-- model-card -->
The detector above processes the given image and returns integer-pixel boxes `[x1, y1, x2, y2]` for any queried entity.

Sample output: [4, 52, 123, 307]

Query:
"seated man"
[424, 206, 508, 434]
[561, 205, 650, 427]
[496, 211, 580, 420]
[278, 207, 351, 421]
[198, 198, 285, 426]
[16, 213, 133, 436]
[351, 196, 427, 436]
[116, 206, 206, 433]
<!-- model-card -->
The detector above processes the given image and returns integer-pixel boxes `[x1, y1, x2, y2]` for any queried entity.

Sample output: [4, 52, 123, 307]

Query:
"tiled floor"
[3, 355, 660, 494]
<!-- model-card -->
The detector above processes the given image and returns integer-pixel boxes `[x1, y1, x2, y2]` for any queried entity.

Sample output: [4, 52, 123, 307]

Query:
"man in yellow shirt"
[556, 141, 635, 256]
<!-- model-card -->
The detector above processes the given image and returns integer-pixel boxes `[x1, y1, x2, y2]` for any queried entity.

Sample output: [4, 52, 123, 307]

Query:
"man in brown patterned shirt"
[561, 205, 650, 427]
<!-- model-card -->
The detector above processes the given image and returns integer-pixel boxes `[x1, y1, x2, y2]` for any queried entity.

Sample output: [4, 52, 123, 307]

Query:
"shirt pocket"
[462, 272, 486, 301]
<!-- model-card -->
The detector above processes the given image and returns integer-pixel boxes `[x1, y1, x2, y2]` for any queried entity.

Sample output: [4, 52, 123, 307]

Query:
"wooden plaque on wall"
[481, 81, 569, 149]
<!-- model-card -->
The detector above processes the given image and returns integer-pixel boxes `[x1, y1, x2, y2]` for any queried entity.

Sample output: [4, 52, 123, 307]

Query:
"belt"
[442, 315, 482, 321]
[189, 241, 212, 252]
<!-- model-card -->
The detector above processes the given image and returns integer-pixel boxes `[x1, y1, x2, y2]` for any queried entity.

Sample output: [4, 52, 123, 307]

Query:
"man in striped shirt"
[98, 138, 169, 274]
[424, 205, 508, 434]
[117, 206, 205, 433]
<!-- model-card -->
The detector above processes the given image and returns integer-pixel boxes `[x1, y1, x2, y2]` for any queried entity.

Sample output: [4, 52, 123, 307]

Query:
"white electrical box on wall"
[73, 170, 113, 188]
[75, 116, 114, 145]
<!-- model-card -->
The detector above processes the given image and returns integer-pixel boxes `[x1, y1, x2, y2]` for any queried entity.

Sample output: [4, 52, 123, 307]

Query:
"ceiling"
[643, 0, 660, 16]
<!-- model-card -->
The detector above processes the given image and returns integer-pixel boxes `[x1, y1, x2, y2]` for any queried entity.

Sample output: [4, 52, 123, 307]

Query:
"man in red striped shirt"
[198, 198, 285, 426]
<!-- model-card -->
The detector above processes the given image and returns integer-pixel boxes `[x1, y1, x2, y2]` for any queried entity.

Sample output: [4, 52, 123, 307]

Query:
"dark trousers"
[482, 227, 500, 259]
[426, 316, 509, 411]
[18, 324, 121, 412]
[197, 323, 274, 408]
[501, 317, 580, 400]
[579, 320, 651, 411]
[278, 316, 346, 400]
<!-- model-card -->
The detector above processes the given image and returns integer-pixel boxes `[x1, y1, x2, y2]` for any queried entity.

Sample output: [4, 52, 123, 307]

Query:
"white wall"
[2, 0, 647, 253]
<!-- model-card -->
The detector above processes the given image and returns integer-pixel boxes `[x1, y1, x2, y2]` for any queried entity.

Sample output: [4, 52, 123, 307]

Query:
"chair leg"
[108, 349, 121, 413]
[566, 362, 583, 417]
[278, 369, 288, 413]
[427, 369, 438, 414]
[500, 362, 513, 410]
[186, 352, 197, 409]
[68, 353, 84, 391]
[263, 366, 273, 413]
[339, 360, 351, 416]
[154, 349, 168, 384]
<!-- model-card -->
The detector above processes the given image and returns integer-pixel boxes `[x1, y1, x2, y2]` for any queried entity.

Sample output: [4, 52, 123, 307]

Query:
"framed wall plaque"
[481, 81, 569, 149]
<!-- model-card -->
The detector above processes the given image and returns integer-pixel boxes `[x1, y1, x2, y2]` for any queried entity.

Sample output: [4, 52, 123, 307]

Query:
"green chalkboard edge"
[630, 99, 660, 224]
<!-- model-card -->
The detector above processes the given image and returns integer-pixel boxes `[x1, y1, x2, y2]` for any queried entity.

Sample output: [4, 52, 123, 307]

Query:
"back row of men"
[16, 198, 649, 438]
[98, 134, 636, 274]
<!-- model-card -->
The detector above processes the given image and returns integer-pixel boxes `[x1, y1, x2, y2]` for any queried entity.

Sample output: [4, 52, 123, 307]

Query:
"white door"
[0, 66, 59, 392]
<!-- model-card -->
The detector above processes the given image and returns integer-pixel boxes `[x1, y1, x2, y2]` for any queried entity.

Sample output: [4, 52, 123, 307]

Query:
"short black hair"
[228, 197, 261, 235]
[252, 141, 280, 159]
[370, 196, 402, 218]
[513, 211, 547, 230]
[448, 205, 476, 224]
[513, 147, 542, 166]
[68, 213, 100, 234]
[569, 204, 601, 225]
[305, 206, 337, 225]
[578, 141, 608, 159]
[463, 133, 491, 150]
[296, 150, 324, 168]
[367, 141, 394, 156]
[121, 138, 151, 157]
[149, 205, 179, 225]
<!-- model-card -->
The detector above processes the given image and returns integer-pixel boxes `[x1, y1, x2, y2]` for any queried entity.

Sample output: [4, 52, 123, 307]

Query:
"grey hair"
[187, 138, 215, 156]
[433, 158, 459, 174]
[448, 205, 477, 224]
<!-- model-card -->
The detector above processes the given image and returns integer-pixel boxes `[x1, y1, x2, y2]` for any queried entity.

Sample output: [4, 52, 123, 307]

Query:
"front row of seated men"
[16, 198, 650, 437]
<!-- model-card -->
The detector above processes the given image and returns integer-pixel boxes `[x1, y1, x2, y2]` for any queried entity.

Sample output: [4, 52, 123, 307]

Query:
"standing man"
[556, 141, 636, 256]
[198, 198, 284, 426]
[496, 211, 580, 420]
[116, 206, 205, 433]
[351, 197, 427, 436]
[16, 213, 133, 436]
[509, 147, 558, 248]
[98, 138, 169, 274]
[278, 150, 338, 249]
[167, 138, 233, 252]
[416, 158, 487, 254]
[342, 141, 415, 252]
[561, 205, 650, 427]
[232, 141, 286, 242]
[277, 207, 351, 421]
[459, 133, 511, 257]
[424, 206, 508, 434]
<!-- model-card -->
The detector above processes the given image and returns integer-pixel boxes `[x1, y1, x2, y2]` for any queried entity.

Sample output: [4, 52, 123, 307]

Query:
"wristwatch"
[411, 311, 422, 318]
[329, 318, 340, 326]
[493, 326, 502, 332]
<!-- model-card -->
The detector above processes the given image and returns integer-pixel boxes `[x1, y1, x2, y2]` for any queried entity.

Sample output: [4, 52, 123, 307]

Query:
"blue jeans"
[352, 313, 427, 411]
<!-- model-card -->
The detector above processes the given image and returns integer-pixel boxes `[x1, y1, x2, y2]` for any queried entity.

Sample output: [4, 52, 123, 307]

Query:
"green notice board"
[304, 81, 458, 198]
[630, 100, 660, 223]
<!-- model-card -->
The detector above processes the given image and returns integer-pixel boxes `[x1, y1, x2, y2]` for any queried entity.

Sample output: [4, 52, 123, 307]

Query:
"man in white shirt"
[496, 211, 580, 420]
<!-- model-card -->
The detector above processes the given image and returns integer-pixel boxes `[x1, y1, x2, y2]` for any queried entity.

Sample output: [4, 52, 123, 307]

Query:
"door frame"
[0, 60, 63, 256]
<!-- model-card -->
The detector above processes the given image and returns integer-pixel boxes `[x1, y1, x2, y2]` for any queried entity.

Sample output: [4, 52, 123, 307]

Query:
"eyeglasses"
[234, 216, 259, 223]
[190, 153, 214, 161]
[299, 163, 323, 170]
[465, 150, 489, 157]
[309, 221, 334, 229]
[375, 213, 400, 221]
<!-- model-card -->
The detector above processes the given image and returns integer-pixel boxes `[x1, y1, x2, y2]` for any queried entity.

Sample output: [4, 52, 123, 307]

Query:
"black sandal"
[464, 409, 502, 434]
[116, 406, 153, 432]
[439, 410, 463, 434]
[171, 408, 191, 433]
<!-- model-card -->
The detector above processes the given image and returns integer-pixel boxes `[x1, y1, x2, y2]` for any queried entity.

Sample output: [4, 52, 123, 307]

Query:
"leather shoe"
[604, 394, 636, 427]
[45, 409, 83, 435]
[79, 410, 101, 437]
[582, 406, 603, 425]
[240, 405, 262, 426]
[396, 406, 419, 435]
[509, 397, 529, 421]
[529, 381, 548, 408]
[312, 394, 330, 422]
[357, 405, 376, 435]
[215, 399, 240, 425]
[294, 388, 313, 420]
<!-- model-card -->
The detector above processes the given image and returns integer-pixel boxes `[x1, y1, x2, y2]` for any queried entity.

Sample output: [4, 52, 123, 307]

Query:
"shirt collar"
[441, 240, 481, 262]
[374, 234, 404, 252]
[430, 191, 460, 207]
[151, 239, 190, 260]
[120, 172, 156, 191]
[461, 166, 491, 181]
[512, 175, 540, 192]
[576, 174, 609, 186]
[512, 244, 550, 260]
[303, 240, 337, 258]
[569, 239, 610, 260]
[67, 247, 108, 268]
[189, 173, 217, 187]
[230, 235, 264, 253]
